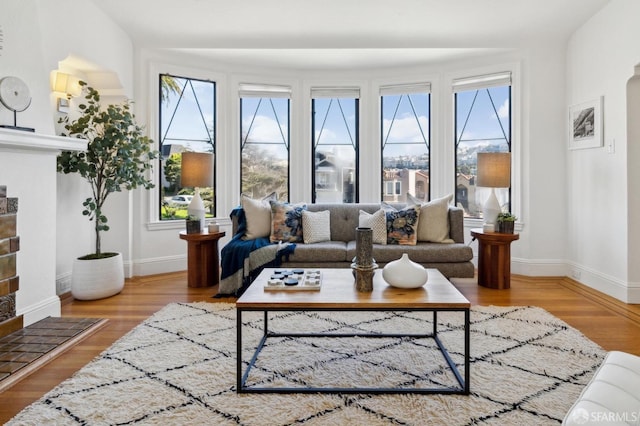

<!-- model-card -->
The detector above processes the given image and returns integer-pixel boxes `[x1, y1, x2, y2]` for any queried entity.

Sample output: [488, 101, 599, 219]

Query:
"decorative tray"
[263, 269, 322, 291]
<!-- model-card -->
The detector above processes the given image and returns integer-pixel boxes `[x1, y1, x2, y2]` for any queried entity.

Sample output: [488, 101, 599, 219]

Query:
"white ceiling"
[90, 0, 610, 70]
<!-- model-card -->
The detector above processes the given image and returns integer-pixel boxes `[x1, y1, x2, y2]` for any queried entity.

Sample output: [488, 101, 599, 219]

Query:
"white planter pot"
[71, 253, 125, 300]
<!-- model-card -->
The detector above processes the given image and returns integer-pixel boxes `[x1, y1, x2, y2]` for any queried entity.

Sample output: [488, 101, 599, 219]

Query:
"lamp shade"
[51, 72, 81, 98]
[476, 152, 511, 188]
[181, 152, 213, 188]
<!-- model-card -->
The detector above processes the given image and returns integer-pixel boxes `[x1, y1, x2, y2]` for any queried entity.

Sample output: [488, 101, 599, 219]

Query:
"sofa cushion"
[240, 192, 277, 240]
[383, 204, 420, 245]
[285, 241, 349, 263]
[302, 210, 331, 244]
[269, 201, 307, 243]
[407, 193, 454, 243]
[358, 209, 387, 245]
[346, 241, 473, 264]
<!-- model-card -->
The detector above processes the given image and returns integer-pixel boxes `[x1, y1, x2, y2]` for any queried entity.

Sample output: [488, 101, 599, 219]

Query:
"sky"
[161, 77, 510, 161]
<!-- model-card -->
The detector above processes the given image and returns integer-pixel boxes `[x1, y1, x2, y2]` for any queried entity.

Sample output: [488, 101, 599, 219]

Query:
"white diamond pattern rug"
[8, 302, 606, 425]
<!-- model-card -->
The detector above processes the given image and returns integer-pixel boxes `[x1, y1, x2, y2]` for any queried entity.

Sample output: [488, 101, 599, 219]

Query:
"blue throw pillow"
[269, 201, 307, 243]
[383, 204, 420, 245]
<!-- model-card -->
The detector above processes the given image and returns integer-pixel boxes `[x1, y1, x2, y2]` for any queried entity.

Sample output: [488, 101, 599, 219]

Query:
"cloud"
[315, 128, 338, 143]
[383, 114, 429, 143]
[243, 115, 287, 143]
[496, 99, 509, 119]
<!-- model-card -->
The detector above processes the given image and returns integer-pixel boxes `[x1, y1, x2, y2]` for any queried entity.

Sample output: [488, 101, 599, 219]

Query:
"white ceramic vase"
[71, 253, 125, 300]
[382, 253, 428, 288]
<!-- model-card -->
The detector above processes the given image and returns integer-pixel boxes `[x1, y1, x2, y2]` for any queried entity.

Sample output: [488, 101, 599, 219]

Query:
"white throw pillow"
[302, 210, 331, 244]
[240, 192, 277, 240]
[407, 193, 454, 243]
[358, 209, 387, 245]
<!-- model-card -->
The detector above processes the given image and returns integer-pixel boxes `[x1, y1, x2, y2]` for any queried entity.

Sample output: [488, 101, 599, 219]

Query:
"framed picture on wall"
[569, 97, 603, 150]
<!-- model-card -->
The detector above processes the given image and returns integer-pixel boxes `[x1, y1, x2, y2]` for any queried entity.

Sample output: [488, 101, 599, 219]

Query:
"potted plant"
[57, 81, 158, 300]
[496, 212, 517, 234]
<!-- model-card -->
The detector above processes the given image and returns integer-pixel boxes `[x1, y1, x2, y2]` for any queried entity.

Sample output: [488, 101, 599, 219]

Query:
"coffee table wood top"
[236, 268, 470, 309]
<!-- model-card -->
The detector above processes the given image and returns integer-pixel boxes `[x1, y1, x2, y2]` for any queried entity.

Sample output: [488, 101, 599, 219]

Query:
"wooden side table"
[179, 230, 225, 288]
[470, 228, 519, 289]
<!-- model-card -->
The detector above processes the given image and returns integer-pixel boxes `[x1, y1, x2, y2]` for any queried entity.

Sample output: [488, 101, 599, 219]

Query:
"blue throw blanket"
[219, 207, 296, 296]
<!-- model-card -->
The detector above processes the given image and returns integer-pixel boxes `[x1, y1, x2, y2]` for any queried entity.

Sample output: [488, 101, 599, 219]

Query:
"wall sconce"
[476, 152, 511, 231]
[51, 71, 81, 112]
[181, 152, 214, 232]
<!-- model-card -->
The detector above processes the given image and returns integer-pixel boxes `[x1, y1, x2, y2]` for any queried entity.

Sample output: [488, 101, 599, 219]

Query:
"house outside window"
[240, 84, 291, 201]
[454, 72, 512, 218]
[311, 88, 359, 203]
[158, 74, 215, 220]
[381, 84, 430, 203]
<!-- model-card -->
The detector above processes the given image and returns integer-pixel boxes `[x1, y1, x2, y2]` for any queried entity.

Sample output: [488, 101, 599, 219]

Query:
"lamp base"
[187, 189, 206, 232]
[482, 223, 495, 232]
[483, 187, 501, 226]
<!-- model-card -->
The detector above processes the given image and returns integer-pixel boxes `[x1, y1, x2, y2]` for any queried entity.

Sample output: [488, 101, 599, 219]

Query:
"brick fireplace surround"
[0, 185, 21, 337]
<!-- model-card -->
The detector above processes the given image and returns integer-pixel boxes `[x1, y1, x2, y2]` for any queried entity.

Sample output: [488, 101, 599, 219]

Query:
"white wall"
[566, 0, 640, 302]
[0, 0, 135, 305]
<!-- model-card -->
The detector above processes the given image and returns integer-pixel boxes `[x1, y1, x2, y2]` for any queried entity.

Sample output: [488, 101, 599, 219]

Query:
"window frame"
[239, 84, 292, 201]
[157, 73, 217, 222]
[379, 83, 431, 203]
[311, 88, 360, 204]
[449, 67, 520, 226]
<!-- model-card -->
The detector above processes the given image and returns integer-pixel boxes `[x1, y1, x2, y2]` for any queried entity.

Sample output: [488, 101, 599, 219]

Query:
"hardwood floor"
[1, 271, 639, 422]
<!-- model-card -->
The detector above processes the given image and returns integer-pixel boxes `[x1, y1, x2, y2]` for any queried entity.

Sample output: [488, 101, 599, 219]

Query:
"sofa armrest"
[448, 207, 465, 243]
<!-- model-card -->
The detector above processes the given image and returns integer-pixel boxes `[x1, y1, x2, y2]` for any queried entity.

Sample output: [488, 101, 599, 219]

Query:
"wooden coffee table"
[236, 268, 470, 394]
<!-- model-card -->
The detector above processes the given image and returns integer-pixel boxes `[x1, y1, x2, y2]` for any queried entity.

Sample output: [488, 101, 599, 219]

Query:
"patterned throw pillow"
[302, 210, 331, 244]
[406, 193, 454, 243]
[240, 192, 277, 240]
[358, 209, 387, 245]
[270, 201, 307, 243]
[383, 204, 421, 245]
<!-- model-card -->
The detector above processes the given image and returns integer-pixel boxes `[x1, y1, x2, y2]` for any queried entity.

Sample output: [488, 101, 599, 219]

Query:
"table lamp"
[181, 152, 213, 232]
[476, 152, 510, 232]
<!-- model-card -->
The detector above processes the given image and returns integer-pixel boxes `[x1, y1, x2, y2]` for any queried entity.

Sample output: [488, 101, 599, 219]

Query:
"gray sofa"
[232, 202, 474, 279]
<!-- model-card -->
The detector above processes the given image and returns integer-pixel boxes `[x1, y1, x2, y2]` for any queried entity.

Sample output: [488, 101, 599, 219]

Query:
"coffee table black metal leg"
[465, 308, 470, 394]
[236, 309, 242, 392]
[433, 311, 438, 335]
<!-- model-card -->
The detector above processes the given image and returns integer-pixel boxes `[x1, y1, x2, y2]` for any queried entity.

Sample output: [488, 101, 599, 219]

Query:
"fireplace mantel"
[0, 128, 85, 326]
[0, 128, 86, 153]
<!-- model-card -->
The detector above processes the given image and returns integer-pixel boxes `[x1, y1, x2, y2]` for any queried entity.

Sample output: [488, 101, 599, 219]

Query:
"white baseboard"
[131, 254, 187, 277]
[16, 295, 61, 327]
[56, 272, 72, 295]
[567, 262, 639, 303]
[511, 257, 568, 277]
[471, 256, 637, 303]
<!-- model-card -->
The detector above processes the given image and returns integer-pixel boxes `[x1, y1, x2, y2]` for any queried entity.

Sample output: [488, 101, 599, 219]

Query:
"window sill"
[463, 217, 524, 232]
[146, 218, 230, 232]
